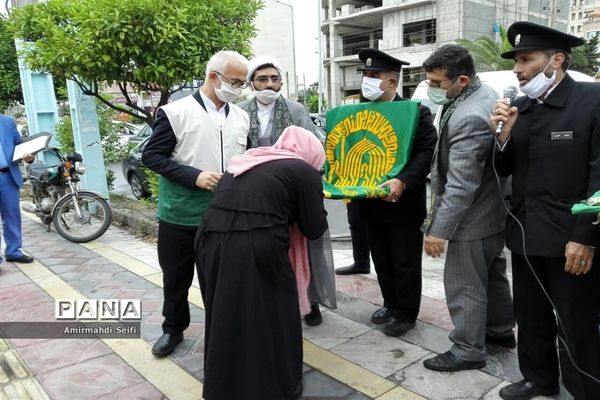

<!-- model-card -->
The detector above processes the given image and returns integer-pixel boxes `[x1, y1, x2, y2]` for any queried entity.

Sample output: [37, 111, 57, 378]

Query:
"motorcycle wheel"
[52, 192, 112, 243]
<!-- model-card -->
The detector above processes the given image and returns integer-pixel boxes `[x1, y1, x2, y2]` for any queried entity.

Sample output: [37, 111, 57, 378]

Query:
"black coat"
[358, 94, 437, 225]
[494, 74, 600, 257]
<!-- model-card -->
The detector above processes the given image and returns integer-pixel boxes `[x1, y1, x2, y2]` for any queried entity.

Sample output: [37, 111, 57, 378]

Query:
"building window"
[403, 19, 436, 47]
[578, 25, 582, 32]
[342, 29, 383, 56]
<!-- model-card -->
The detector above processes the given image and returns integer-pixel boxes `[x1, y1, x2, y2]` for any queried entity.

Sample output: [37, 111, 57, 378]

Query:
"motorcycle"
[23, 147, 112, 243]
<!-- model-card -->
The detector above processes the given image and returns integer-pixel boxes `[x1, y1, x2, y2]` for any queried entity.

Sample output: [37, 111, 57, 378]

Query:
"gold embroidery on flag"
[325, 110, 398, 188]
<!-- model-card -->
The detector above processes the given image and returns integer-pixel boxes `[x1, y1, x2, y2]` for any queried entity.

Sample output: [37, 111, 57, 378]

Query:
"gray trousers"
[444, 232, 515, 362]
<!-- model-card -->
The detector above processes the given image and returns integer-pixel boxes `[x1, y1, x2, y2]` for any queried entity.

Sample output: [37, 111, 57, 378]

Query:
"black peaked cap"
[501, 21, 585, 59]
[357, 48, 409, 72]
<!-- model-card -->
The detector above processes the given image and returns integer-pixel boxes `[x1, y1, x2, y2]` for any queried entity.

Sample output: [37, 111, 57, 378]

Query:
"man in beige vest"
[142, 50, 249, 357]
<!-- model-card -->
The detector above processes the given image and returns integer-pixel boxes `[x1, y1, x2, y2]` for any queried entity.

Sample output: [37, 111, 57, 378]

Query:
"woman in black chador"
[196, 126, 328, 399]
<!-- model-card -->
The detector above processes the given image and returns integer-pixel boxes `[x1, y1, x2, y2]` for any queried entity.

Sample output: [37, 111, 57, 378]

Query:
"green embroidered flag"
[571, 190, 600, 215]
[323, 101, 420, 199]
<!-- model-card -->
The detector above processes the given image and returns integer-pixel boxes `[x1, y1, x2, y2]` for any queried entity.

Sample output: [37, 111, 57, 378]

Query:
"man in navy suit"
[0, 114, 34, 269]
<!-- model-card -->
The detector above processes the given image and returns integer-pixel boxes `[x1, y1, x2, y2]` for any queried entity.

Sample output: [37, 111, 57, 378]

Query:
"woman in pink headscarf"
[195, 126, 328, 400]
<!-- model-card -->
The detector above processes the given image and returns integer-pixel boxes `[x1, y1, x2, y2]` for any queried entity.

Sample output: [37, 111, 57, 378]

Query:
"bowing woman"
[195, 126, 328, 400]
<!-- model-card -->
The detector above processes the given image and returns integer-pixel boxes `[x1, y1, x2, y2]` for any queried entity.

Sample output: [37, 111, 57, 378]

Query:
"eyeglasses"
[254, 75, 282, 84]
[425, 77, 457, 89]
[215, 72, 248, 89]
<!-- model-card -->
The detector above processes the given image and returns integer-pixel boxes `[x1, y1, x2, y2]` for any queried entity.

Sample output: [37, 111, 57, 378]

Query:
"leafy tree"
[303, 82, 326, 114]
[455, 26, 513, 71]
[571, 36, 600, 76]
[0, 15, 23, 112]
[9, 0, 263, 125]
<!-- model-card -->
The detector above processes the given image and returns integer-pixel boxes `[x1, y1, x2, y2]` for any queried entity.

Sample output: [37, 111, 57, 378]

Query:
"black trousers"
[346, 200, 370, 267]
[157, 221, 196, 334]
[365, 222, 422, 322]
[511, 253, 600, 399]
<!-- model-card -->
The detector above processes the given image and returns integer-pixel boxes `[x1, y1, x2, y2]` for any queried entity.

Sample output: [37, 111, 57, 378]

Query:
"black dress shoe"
[6, 255, 34, 263]
[485, 333, 516, 349]
[151, 333, 184, 357]
[304, 304, 322, 326]
[371, 307, 393, 324]
[335, 263, 370, 275]
[499, 379, 559, 400]
[382, 318, 415, 337]
[423, 351, 485, 372]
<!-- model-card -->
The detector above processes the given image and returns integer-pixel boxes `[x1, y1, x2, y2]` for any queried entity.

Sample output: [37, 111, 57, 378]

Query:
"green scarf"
[246, 96, 294, 148]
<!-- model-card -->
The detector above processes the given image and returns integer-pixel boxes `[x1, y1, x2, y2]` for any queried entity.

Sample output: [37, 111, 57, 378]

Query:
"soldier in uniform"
[355, 49, 437, 337]
[492, 21, 600, 400]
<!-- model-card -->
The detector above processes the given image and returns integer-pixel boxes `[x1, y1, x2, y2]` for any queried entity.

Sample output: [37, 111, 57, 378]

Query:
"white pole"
[317, 0, 324, 113]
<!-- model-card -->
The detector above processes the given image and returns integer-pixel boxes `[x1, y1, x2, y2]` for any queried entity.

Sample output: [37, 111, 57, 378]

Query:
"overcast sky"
[289, 0, 321, 84]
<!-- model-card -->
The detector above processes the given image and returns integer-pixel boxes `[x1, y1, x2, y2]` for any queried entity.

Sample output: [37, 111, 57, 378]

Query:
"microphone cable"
[491, 142, 600, 387]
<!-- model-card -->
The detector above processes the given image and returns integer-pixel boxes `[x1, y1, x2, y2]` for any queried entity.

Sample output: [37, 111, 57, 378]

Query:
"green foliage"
[571, 36, 600, 76]
[0, 15, 23, 112]
[9, 0, 263, 124]
[455, 25, 514, 71]
[142, 167, 159, 206]
[304, 82, 326, 113]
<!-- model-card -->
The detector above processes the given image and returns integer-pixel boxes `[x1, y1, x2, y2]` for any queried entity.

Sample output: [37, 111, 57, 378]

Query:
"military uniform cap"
[357, 48, 409, 72]
[501, 21, 585, 59]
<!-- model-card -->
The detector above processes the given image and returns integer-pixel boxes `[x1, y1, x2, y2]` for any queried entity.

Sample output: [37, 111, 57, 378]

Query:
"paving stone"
[94, 381, 164, 400]
[332, 291, 381, 327]
[37, 354, 149, 400]
[174, 354, 204, 378]
[331, 329, 430, 377]
[0, 268, 31, 289]
[96, 264, 127, 273]
[483, 346, 523, 383]
[86, 289, 118, 299]
[302, 310, 371, 349]
[140, 323, 163, 341]
[168, 338, 196, 358]
[18, 339, 112, 374]
[126, 279, 157, 290]
[344, 392, 371, 400]
[189, 307, 205, 324]
[301, 369, 353, 398]
[391, 358, 502, 399]
[401, 321, 453, 355]
[69, 280, 100, 292]
[46, 264, 82, 275]
[141, 288, 164, 300]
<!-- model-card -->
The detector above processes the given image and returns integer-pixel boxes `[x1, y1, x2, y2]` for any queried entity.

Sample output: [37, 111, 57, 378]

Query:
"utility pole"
[317, 2, 324, 113]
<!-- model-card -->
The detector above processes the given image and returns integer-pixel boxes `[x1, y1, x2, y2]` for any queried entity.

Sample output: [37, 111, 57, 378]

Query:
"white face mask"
[361, 76, 385, 101]
[254, 89, 279, 105]
[214, 76, 243, 103]
[520, 56, 556, 99]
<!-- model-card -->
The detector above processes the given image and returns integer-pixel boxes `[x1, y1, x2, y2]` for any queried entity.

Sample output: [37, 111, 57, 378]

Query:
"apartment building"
[321, 0, 570, 106]
[569, 0, 600, 45]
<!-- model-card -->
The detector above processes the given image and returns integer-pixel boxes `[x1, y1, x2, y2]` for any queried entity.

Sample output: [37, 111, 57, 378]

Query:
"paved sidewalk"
[0, 213, 571, 400]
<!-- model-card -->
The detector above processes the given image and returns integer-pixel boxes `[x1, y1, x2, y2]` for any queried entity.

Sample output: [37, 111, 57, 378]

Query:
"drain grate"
[0, 339, 50, 400]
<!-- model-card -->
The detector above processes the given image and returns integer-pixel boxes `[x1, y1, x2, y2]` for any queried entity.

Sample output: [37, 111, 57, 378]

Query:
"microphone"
[495, 86, 519, 136]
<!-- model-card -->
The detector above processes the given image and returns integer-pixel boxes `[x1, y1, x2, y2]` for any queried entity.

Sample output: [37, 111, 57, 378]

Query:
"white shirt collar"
[199, 88, 227, 126]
